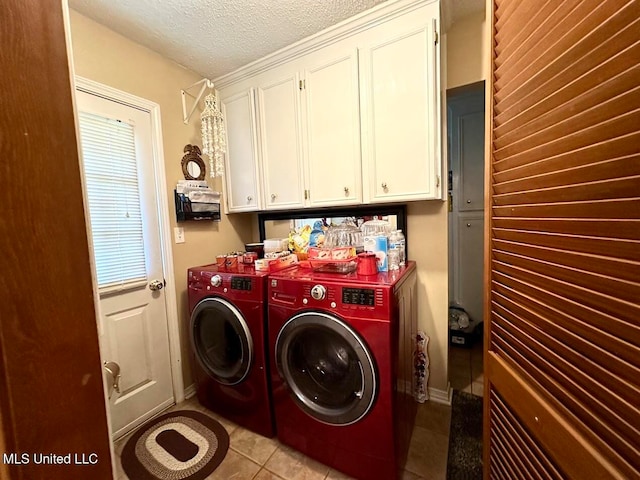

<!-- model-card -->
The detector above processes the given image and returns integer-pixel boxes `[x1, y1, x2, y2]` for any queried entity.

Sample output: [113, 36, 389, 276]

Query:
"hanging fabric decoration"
[200, 91, 226, 178]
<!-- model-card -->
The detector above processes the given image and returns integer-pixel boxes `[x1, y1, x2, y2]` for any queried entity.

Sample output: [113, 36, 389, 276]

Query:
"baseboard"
[428, 384, 453, 406]
[183, 383, 196, 400]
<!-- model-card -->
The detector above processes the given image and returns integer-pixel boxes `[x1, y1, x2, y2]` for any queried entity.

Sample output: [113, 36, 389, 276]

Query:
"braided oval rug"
[121, 410, 229, 480]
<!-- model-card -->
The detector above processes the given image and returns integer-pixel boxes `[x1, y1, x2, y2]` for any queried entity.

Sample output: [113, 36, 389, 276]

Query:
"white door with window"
[76, 90, 174, 438]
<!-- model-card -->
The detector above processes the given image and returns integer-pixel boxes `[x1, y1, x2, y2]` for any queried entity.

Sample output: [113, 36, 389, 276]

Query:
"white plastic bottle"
[388, 230, 400, 271]
[396, 229, 406, 266]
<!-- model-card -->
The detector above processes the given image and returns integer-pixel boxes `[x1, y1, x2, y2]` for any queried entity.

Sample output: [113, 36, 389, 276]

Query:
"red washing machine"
[188, 264, 274, 438]
[268, 262, 418, 480]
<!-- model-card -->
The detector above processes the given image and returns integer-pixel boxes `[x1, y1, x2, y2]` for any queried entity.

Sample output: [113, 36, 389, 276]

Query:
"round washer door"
[190, 297, 253, 385]
[276, 312, 377, 425]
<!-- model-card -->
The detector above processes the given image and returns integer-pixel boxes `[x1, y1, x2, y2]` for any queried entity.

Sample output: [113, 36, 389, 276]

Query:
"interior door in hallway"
[486, 0, 640, 478]
[448, 84, 485, 326]
[76, 90, 174, 438]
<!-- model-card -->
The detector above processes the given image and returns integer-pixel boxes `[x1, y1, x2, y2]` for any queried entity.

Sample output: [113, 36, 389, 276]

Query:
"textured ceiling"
[69, 0, 484, 80]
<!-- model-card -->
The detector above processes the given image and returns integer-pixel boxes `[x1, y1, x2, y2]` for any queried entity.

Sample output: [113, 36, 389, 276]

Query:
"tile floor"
[448, 341, 484, 397]
[113, 396, 452, 480]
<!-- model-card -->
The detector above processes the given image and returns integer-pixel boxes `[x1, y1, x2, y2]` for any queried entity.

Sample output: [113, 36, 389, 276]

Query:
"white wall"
[447, 11, 488, 89]
[407, 201, 449, 397]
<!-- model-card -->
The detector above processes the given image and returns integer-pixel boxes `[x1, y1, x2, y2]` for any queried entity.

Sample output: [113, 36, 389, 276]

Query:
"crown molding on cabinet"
[213, 0, 438, 89]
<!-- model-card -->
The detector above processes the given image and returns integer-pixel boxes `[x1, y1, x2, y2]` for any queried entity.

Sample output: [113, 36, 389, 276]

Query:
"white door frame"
[75, 76, 185, 407]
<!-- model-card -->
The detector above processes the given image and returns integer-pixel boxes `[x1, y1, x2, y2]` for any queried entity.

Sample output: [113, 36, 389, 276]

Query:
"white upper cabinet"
[255, 49, 361, 210]
[303, 50, 362, 206]
[256, 72, 306, 210]
[216, 0, 441, 210]
[359, 10, 440, 202]
[222, 89, 262, 212]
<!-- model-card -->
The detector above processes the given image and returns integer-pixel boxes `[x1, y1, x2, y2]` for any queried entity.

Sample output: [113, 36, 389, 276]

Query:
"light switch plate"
[174, 227, 185, 244]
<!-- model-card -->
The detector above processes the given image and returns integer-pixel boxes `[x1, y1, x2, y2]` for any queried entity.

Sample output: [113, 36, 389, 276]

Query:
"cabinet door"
[256, 73, 305, 210]
[360, 23, 439, 202]
[303, 50, 361, 206]
[448, 92, 485, 212]
[222, 89, 261, 212]
[456, 213, 484, 325]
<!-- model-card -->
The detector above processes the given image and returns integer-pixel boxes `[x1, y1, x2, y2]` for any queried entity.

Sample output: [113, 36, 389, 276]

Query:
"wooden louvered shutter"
[485, 0, 640, 478]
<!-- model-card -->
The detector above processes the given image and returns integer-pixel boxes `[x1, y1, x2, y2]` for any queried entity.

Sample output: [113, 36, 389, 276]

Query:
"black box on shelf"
[174, 190, 221, 222]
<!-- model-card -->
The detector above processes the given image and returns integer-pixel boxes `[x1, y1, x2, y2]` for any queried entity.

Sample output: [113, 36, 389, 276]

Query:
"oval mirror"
[181, 144, 206, 180]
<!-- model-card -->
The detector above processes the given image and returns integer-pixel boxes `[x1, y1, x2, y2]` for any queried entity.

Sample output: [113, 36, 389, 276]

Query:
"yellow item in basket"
[289, 225, 311, 253]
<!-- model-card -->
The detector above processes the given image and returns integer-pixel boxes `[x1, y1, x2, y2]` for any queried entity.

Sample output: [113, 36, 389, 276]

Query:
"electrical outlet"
[174, 227, 185, 244]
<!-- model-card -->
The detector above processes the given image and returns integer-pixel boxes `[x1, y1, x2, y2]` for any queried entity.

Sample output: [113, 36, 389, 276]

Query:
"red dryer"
[188, 264, 274, 438]
[268, 262, 418, 480]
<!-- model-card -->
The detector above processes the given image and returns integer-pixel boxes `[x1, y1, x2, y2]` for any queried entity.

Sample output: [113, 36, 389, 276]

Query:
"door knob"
[149, 279, 164, 291]
[103, 361, 121, 398]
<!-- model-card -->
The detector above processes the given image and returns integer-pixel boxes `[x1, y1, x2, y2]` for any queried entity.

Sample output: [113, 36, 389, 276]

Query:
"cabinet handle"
[467, 199, 471, 204]
[271, 193, 277, 201]
[344, 187, 349, 195]
[381, 182, 388, 190]
[466, 223, 471, 227]
[247, 195, 253, 202]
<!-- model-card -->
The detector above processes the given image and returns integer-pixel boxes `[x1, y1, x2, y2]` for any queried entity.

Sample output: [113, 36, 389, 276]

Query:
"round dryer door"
[190, 297, 253, 385]
[276, 312, 377, 425]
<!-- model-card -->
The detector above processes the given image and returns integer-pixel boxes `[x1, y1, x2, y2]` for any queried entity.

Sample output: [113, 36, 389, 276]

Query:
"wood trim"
[482, 0, 496, 477]
[490, 393, 565, 480]
[487, 1, 640, 477]
[488, 354, 625, 479]
[0, 383, 8, 479]
[0, 2, 112, 479]
[494, 2, 632, 99]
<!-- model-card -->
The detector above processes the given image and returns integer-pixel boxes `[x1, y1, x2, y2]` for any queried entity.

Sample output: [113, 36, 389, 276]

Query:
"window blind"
[78, 111, 147, 289]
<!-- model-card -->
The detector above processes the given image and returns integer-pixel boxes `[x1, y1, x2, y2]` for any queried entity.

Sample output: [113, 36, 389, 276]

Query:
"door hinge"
[299, 79, 306, 90]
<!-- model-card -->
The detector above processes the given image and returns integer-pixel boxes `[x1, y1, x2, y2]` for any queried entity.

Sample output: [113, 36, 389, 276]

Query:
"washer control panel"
[342, 288, 376, 306]
[268, 276, 391, 319]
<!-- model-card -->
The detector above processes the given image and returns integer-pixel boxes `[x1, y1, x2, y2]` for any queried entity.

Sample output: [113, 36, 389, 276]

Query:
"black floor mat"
[447, 390, 483, 479]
